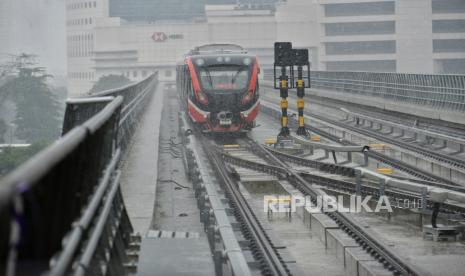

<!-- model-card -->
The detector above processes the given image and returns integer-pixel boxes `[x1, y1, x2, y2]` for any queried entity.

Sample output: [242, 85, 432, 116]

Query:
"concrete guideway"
[260, 93, 465, 186]
[120, 82, 164, 235]
[133, 84, 216, 276]
[247, 112, 465, 275]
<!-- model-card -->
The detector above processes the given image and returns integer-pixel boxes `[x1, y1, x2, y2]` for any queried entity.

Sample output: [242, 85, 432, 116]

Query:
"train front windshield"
[198, 65, 250, 92]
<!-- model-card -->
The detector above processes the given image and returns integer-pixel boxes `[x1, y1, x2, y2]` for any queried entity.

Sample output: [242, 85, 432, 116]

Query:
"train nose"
[217, 111, 233, 126]
[218, 111, 233, 120]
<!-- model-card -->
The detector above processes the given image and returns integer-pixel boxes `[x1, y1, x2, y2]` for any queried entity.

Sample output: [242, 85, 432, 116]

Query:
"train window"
[198, 65, 249, 91]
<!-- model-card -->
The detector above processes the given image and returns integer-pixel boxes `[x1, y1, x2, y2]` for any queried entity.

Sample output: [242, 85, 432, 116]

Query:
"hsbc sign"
[152, 32, 184, 42]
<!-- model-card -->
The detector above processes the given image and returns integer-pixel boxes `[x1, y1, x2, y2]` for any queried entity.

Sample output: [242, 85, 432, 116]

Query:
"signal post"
[273, 42, 311, 144]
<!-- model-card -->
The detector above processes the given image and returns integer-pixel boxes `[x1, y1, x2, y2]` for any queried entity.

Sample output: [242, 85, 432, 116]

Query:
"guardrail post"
[386, 126, 394, 135]
[394, 129, 404, 138]
[347, 152, 352, 163]
[214, 250, 224, 276]
[379, 178, 386, 197]
[420, 187, 428, 227]
[355, 169, 362, 196]
[362, 151, 369, 167]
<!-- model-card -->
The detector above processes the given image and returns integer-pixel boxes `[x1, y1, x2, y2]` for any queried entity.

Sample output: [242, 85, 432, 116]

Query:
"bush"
[0, 141, 49, 177]
[89, 75, 131, 94]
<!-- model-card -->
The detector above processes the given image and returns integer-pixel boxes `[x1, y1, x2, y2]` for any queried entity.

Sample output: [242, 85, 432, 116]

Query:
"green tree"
[0, 141, 49, 176]
[0, 120, 6, 143]
[0, 54, 63, 142]
[89, 74, 131, 94]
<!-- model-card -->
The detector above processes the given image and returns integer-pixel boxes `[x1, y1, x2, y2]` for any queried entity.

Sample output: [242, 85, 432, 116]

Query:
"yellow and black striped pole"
[296, 66, 307, 136]
[278, 68, 290, 137]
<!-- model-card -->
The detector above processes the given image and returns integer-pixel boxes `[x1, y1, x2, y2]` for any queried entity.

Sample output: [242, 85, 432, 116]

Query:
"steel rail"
[224, 149, 465, 222]
[202, 140, 291, 276]
[241, 139, 425, 276]
[317, 113, 465, 169]
[267, 145, 465, 193]
[263, 80, 465, 138]
[181, 112, 253, 276]
[262, 89, 465, 170]
[264, 147, 356, 176]
[259, 100, 459, 186]
[340, 108, 465, 145]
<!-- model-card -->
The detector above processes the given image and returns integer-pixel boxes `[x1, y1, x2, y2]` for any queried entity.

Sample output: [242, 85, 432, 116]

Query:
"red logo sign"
[152, 32, 167, 42]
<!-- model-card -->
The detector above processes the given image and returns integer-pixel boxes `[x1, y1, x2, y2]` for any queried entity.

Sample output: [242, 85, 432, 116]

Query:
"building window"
[142, 70, 147, 78]
[325, 21, 395, 36]
[324, 1, 395, 17]
[94, 2, 97, 8]
[133, 71, 138, 78]
[325, 41, 396, 55]
[432, 0, 465, 14]
[433, 20, 465, 33]
[435, 59, 465, 74]
[326, 60, 396, 72]
[433, 39, 465, 53]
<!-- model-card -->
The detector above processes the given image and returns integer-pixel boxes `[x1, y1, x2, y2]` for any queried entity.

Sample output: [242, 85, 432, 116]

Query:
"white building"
[66, 0, 109, 95]
[66, 0, 319, 96]
[317, 0, 465, 73]
[66, 0, 465, 96]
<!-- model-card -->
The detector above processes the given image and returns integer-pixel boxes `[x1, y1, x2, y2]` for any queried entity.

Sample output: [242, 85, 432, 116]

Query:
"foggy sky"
[0, 0, 66, 76]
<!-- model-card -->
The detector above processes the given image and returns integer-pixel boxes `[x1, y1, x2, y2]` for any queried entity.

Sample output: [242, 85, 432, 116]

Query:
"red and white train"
[176, 44, 260, 133]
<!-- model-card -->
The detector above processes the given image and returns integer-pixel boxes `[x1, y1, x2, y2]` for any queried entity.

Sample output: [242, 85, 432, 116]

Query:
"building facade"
[66, 0, 315, 96]
[317, 0, 465, 73]
[66, 0, 465, 96]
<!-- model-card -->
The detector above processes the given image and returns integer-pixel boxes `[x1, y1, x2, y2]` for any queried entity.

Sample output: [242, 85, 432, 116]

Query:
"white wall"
[395, 0, 434, 73]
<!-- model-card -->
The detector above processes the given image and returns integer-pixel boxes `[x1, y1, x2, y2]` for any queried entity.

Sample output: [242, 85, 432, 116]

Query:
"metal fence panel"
[264, 70, 465, 112]
[0, 73, 159, 276]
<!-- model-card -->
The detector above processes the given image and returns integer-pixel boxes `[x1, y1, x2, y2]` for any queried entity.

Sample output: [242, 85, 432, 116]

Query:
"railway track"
[260, 99, 461, 186]
[193, 131, 429, 275]
[198, 136, 294, 276]
[327, 115, 465, 169]
[266, 147, 465, 194]
[292, 92, 465, 140]
[262, 91, 465, 170]
[222, 140, 464, 215]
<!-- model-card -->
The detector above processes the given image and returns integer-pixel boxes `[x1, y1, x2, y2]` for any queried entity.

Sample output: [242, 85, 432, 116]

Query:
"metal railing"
[263, 70, 465, 112]
[0, 73, 158, 276]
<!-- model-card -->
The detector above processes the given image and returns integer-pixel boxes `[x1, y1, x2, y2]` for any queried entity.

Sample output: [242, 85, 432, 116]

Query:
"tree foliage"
[89, 74, 131, 94]
[0, 120, 6, 143]
[0, 54, 63, 143]
[0, 141, 49, 177]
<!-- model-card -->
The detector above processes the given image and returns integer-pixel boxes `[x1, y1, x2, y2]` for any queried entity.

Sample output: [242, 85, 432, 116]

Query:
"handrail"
[263, 70, 465, 112]
[0, 72, 159, 276]
[0, 127, 87, 209]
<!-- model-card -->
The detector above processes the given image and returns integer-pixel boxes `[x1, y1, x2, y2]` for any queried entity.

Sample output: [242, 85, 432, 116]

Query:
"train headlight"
[241, 90, 253, 105]
[197, 89, 208, 105]
[195, 58, 205, 66]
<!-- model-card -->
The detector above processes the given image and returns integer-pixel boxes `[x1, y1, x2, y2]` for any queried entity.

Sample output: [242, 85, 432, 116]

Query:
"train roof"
[188, 44, 248, 55]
